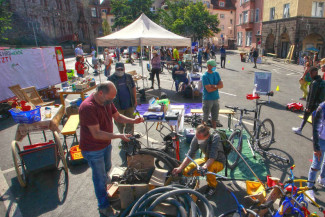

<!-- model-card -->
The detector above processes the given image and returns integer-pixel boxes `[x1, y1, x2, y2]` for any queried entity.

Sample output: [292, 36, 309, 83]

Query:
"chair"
[20, 86, 54, 106]
[8, 85, 29, 101]
[126, 70, 148, 89]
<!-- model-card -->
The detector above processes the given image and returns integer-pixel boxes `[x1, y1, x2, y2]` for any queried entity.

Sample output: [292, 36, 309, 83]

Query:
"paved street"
[1, 52, 324, 217]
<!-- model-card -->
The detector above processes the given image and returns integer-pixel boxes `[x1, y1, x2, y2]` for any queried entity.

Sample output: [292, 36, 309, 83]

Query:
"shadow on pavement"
[264, 101, 288, 111]
[9, 167, 69, 217]
[0, 117, 17, 132]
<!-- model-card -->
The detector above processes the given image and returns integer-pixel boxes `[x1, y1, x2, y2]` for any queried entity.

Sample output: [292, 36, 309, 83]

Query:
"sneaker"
[216, 122, 223, 128]
[205, 186, 217, 198]
[292, 127, 302, 135]
[99, 206, 120, 217]
[317, 176, 325, 187]
[305, 190, 316, 203]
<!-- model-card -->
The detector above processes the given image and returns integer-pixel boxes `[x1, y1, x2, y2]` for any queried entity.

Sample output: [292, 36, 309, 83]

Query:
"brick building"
[1, 0, 110, 55]
[235, 0, 264, 51]
[262, 0, 325, 59]
[209, 0, 236, 48]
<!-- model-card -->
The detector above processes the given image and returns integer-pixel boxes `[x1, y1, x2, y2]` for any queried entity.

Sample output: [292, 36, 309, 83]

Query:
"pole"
[190, 42, 193, 74]
[141, 45, 144, 88]
[97, 46, 101, 83]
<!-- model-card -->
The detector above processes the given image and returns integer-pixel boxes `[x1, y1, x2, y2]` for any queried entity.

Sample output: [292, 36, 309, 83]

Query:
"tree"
[111, 0, 156, 29]
[0, 0, 12, 41]
[102, 19, 112, 36]
[158, 1, 220, 42]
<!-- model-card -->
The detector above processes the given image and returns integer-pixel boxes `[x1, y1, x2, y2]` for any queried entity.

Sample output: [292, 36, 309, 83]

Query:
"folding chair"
[9, 85, 29, 101]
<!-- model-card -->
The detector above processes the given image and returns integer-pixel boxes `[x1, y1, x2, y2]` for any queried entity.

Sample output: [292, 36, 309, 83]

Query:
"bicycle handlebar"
[225, 105, 255, 113]
[185, 154, 229, 180]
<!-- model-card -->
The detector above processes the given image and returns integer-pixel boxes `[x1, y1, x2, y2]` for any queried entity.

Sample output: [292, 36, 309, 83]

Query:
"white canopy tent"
[96, 13, 191, 87]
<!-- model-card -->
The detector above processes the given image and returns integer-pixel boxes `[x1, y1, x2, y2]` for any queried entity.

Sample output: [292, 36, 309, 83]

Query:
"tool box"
[164, 110, 179, 121]
[143, 112, 164, 120]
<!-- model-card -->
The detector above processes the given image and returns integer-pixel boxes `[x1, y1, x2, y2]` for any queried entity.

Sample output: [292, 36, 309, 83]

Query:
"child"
[75, 55, 86, 78]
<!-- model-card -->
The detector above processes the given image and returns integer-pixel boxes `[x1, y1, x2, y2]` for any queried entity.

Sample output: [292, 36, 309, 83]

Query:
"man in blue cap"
[202, 59, 223, 128]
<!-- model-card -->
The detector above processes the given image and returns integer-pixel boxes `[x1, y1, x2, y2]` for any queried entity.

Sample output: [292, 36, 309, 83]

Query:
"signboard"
[0, 47, 63, 101]
[55, 46, 67, 82]
[254, 72, 272, 94]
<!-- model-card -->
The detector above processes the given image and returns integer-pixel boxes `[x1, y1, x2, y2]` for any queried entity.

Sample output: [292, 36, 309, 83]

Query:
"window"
[243, 11, 248, 23]
[230, 19, 233, 24]
[65, 0, 70, 11]
[56, 0, 62, 10]
[257, 30, 261, 35]
[219, 1, 225, 7]
[239, 14, 242, 24]
[91, 8, 97, 17]
[250, 10, 254, 22]
[255, 8, 259, 22]
[229, 29, 233, 35]
[101, 9, 107, 14]
[312, 2, 324, 17]
[246, 31, 252, 46]
[220, 14, 225, 19]
[150, 6, 156, 12]
[67, 21, 73, 34]
[221, 25, 224, 30]
[240, 0, 242, 6]
[111, 18, 115, 23]
[283, 3, 290, 18]
[270, 7, 275, 20]
[237, 32, 243, 46]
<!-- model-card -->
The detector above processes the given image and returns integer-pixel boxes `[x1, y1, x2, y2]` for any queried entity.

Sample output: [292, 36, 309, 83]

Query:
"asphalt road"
[0, 52, 324, 217]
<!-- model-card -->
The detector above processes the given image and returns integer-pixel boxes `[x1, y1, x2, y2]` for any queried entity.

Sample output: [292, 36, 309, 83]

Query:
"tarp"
[0, 47, 61, 101]
[96, 13, 191, 47]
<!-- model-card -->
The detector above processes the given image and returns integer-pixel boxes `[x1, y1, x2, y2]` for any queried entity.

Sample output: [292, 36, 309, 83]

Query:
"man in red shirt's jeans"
[79, 81, 143, 216]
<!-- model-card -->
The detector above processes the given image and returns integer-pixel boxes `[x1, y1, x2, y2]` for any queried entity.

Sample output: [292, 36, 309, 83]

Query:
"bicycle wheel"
[84, 64, 89, 74]
[227, 129, 242, 170]
[11, 141, 27, 187]
[257, 118, 274, 150]
[219, 208, 258, 217]
[54, 132, 69, 174]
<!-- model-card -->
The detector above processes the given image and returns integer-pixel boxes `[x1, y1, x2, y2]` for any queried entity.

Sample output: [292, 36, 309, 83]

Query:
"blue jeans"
[104, 65, 111, 77]
[82, 145, 112, 209]
[308, 138, 325, 187]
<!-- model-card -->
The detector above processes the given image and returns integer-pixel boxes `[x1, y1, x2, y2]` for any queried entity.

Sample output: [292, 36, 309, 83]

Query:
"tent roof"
[96, 13, 191, 47]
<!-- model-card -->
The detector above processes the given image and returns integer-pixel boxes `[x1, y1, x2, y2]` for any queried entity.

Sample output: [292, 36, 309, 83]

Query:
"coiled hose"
[121, 185, 214, 217]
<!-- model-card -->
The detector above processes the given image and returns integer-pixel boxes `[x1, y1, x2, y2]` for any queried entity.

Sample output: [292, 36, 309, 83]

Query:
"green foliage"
[0, 0, 12, 40]
[158, 1, 220, 41]
[111, 0, 155, 29]
[102, 19, 112, 36]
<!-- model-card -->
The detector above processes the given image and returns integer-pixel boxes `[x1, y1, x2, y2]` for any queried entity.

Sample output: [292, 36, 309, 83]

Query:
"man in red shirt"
[79, 81, 143, 216]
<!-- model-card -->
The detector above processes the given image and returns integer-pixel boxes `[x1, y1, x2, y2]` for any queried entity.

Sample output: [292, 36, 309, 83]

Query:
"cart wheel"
[54, 132, 69, 174]
[11, 141, 27, 187]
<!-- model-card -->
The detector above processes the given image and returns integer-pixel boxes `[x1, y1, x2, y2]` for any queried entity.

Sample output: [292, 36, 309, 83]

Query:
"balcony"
[240, 21, 254, 30]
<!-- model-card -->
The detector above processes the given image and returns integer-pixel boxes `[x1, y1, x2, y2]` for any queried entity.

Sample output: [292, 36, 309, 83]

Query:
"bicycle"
[185, 154, 259, 217]
[251, 165, 325, 217]
[84, 58, 104, 75]
[225, 93, 289, 169]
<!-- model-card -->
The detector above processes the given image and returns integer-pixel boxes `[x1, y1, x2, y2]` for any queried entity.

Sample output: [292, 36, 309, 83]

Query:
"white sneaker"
[305, 190, 316, 203]
[317, 176, 325, 187]
[292, 127, 302, 135]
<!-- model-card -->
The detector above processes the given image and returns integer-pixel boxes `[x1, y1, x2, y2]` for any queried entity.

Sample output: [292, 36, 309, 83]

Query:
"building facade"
[235, 0, 264, 51]
[2, 0, 111, 54]
[262, 0, 325, 59]
[209, 0, 236, 48]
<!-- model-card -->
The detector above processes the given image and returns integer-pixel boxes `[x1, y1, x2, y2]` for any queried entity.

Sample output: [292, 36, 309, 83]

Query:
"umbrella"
[306, 47, 319, 52]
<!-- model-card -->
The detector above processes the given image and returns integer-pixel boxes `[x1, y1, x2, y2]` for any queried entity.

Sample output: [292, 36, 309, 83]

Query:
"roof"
[96, 13, 191, 47]
[211, 0, 236, 10]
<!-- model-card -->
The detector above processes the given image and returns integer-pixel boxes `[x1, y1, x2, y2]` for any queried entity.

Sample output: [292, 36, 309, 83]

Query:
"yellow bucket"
[246, 180, 266, 202]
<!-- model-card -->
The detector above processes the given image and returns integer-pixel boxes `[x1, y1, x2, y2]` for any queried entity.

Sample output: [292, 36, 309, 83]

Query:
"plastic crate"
[9, 106, 41, 124]
[246, 94, 260, 100]
[70, 145, 84, 161]
[20, 143, 57, 173]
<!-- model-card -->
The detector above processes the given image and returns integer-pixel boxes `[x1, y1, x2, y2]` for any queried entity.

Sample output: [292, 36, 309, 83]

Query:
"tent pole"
[97, 46, 102, 83]
[141, 45, 144, 88]
[190, 42, 193, 74]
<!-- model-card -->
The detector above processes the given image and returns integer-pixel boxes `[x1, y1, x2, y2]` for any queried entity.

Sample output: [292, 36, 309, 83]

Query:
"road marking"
[286, 72, 296, 76]
[0, 167, 22, 217]
[219, 91, 236, 97]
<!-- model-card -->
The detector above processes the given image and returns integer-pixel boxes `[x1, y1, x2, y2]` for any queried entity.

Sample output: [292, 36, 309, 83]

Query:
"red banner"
[55, 46, 68, 82]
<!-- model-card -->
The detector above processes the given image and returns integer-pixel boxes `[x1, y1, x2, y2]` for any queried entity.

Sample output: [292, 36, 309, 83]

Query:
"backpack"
[317, 80, 325, 104]
[207, 130, 232, 156]
[184, 85, 193, 98]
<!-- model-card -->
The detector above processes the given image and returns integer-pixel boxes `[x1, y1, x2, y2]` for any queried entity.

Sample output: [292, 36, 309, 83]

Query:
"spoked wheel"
[54, 131, 69, 174]
[11, 141, 28, 187]
[219, 208, 259, 217]
[257, 119, 274, 150]
[84, 64, 89, 74]
[227, 130, 242, 170]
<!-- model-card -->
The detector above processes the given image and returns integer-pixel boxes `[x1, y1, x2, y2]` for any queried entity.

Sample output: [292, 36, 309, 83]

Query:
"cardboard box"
[119, 184, 149, 209]
[127, 154, 154, 170]
[149, 168, 168, 187]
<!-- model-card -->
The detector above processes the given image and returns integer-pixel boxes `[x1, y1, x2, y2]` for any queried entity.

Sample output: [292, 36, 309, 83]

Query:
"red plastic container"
[246, 94, 260, 100]
[24, 140, 54, 150]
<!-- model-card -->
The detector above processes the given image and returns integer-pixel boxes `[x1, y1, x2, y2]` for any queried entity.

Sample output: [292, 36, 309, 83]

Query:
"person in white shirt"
[75, 44, 84, 56]
[91, 47, 98, 75]
[104, 50, 113, 78]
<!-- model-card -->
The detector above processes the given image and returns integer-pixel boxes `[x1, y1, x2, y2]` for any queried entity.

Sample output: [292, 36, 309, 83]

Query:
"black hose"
[147, 189, 214, 217]
[127, 211, 164, 217]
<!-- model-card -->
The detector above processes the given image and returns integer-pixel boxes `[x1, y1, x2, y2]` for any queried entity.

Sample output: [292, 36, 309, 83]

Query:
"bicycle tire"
[218, 208, 259, 217]
[257, 118, 274, 150]
[227, 129, 242, 170]
[84, 64, 89, 74]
